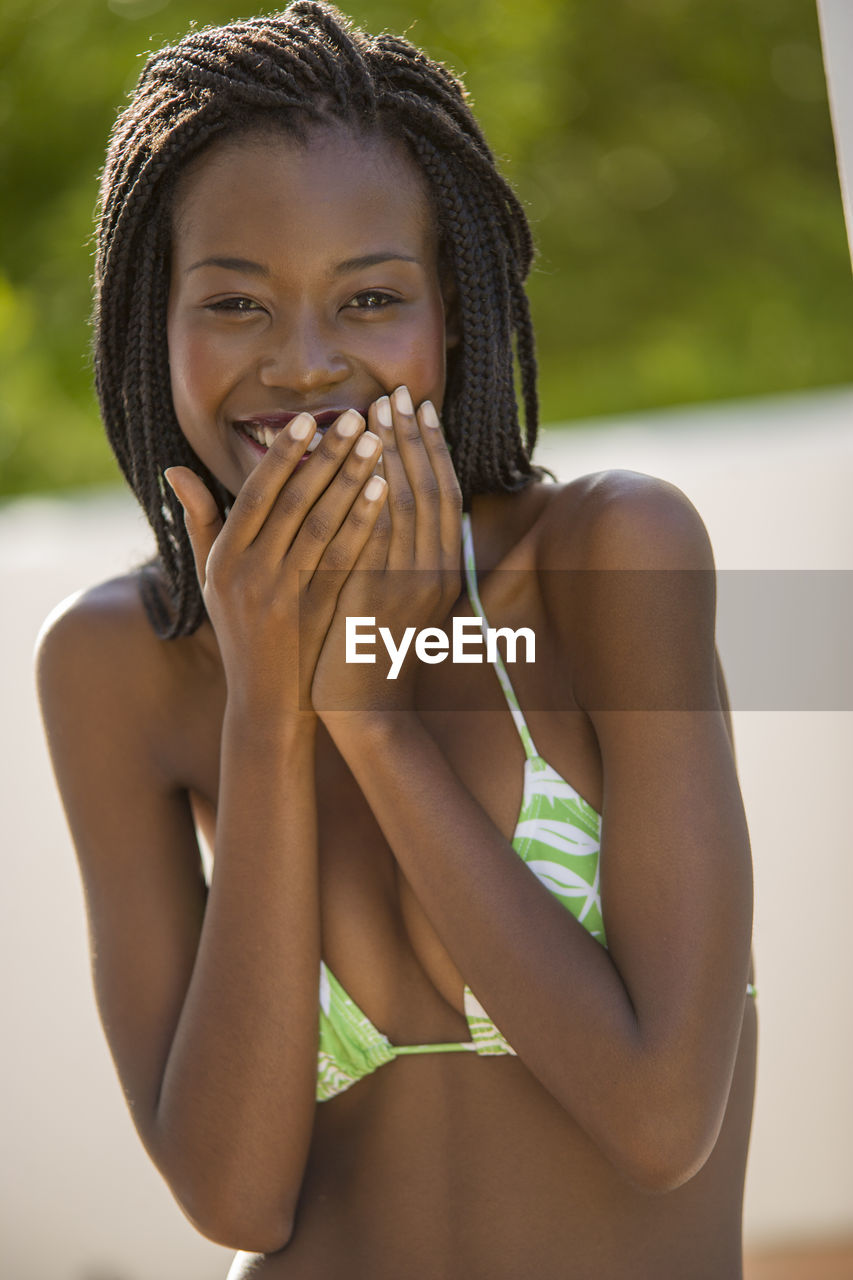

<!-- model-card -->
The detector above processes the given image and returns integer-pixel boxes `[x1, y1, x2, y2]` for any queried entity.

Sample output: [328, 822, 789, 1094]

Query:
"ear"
[440, 264, 461, 351]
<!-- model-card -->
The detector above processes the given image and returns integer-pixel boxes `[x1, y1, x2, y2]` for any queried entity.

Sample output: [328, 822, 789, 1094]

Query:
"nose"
[258, 308, 351, 396]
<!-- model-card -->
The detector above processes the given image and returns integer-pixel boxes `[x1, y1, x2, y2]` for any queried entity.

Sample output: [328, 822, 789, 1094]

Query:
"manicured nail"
[392, 385, 413, 416]
[289, 413, 314, 442]
[337, 409, 363, 437]
[420, 400, 439, 429]
[355, 431, 380, 458]
[375, 396, 392, 428]
[364, 475, 386, 501]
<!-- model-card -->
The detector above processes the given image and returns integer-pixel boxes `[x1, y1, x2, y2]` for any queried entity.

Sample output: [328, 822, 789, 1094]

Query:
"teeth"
[243, 423, 277, 448]
[242, 423, 324, 452]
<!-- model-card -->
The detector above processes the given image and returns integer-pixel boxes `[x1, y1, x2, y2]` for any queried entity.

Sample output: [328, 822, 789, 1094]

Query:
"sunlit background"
[1, 0, 851, 495]
[2, 2, 852, 1278]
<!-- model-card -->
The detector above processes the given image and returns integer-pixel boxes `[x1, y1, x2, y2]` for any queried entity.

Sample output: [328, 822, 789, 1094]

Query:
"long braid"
[94, 1, 545, 638]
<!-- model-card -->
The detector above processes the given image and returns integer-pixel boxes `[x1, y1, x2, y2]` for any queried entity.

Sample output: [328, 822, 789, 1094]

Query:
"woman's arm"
[36, 417, 388, 1251]
[36, 581, 321, 1253]
[322, 465, 753, 1193]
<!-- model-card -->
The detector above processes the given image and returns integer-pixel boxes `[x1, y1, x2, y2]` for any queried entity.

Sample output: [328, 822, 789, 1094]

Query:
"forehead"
[171, 125, 437, 267]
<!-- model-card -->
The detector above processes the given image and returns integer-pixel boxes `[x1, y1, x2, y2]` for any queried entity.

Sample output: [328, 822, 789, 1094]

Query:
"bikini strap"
[461, 512, 539, 761]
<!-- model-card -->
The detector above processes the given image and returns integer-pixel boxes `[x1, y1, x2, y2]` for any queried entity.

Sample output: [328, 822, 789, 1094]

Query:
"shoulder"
[530, 473, 718, 711]
[35, 571, 179, 741]
[37, 570, 221, 762]
[533, 470, 714, 573]
[37, 571, 157, 679]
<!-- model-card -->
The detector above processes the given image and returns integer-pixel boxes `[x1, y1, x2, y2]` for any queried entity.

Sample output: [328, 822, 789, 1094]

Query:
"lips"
[234, 409, 363, 455]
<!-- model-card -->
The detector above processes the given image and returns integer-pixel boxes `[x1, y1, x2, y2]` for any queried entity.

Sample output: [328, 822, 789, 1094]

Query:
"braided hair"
[94, 1, 545, 637]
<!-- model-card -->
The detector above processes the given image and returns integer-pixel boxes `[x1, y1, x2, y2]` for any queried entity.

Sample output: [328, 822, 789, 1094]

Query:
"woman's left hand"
[310, 385, 463, 715]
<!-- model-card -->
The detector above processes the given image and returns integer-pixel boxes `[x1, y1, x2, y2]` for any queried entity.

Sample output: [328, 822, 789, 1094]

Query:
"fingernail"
[163, 469, 181, 501]
[355, 431, 380, 458]
[392, 385, 413, 416]
[375, 396, 392, 428]
[337, 409, 363, 437]
[289, 413, 315, 442]
[364, 475, 386, 501]
[421, 400, 439, 429]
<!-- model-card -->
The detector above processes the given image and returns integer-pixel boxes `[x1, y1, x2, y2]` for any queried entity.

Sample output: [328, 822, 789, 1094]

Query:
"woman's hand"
[311, 386, 463, 716]
[163, 410, 387, 718]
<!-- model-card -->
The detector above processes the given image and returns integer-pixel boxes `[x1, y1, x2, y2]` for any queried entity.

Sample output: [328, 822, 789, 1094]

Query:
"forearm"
[154, 704, 320, 1248]
[326, 717, 635, 1100]
[326, 712, 749, 1189]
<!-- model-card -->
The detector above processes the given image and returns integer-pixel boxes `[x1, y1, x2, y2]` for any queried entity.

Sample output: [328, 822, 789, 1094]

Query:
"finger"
[286, 427, 384, 573]
[389, 385, 442, 568]
[355, 487, 391, 572]
[416, 400, 463, 571]
[257, 409, 370, 558]
[370, 391, 415, 569]
[163, 467, 223, 589]
[315, 471, 388, 578]
[301, 473, 389, 643]
[220, 412, 318, 552]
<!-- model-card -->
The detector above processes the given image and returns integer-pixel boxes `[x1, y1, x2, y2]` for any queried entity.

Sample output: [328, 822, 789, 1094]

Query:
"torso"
[116, 477, 757, 1279]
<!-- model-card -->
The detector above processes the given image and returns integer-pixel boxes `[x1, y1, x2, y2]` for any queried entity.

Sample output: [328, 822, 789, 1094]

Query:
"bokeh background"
[2, 1, 853, 1278]
[1, 0, 852, 495]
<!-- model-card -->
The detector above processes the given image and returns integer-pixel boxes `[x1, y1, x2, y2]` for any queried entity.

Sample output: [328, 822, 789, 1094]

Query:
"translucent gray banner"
[298, 570, 853, 712]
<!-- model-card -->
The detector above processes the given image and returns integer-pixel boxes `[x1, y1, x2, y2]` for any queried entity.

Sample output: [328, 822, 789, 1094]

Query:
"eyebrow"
[334, 252, 420, 275]
[186, 256, 269, 276]
[185, 252, 420, 276]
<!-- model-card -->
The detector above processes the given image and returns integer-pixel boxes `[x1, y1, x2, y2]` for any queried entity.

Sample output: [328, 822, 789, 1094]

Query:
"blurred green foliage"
[1, 0, 851, 495]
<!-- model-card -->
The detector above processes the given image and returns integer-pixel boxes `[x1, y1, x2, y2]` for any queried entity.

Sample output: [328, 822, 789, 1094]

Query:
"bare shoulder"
[38, 570, 152, 644]
[37, 571, 160, 687]
[533, 470, 714, 573]
[529, 473, 719, 712]
[35, 569, 181, 753]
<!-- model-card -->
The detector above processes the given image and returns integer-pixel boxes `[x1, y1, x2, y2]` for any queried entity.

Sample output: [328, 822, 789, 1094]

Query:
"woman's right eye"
[205, 296, 263, 314]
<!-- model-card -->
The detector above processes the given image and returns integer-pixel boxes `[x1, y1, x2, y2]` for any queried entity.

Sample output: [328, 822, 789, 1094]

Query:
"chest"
[169, 567, 602, 1038]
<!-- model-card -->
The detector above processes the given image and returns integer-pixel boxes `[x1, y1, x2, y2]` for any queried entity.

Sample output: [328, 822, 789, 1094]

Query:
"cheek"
[167, 320, 224, 428]
[385, 296, 448, 402]
[423, 296, 450, 401]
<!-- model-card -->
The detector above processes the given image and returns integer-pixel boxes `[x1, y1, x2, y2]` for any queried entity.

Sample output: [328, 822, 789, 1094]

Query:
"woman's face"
[167, 124, 455, 497]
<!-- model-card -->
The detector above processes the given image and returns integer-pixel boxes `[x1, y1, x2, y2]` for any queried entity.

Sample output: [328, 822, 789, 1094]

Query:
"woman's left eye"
[348, 290, 397, 311]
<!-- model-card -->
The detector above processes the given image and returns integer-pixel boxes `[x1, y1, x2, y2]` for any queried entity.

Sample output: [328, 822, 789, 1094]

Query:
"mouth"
[234, 409, 361, 459]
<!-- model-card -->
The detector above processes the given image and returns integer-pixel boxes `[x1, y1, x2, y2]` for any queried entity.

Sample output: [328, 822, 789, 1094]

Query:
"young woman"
[36, 4, 757, 1276]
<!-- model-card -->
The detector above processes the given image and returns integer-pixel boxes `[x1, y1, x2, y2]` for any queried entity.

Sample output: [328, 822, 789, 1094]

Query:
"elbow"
[182, 1199, 295, 1254]
[149, 1120, 302, 1253]
[602, 1097, 721, 1195]
[616, 1141, 709, 1196]
[170, 1181, 296, 1254]
[148, 1102, 309, 1252]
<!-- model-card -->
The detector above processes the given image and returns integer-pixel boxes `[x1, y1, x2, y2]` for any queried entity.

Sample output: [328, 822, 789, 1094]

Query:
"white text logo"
[345, 616, 536, 680]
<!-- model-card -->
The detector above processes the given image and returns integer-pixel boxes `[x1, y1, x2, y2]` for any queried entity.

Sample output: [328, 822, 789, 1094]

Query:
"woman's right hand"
[164, 409, 388, 717]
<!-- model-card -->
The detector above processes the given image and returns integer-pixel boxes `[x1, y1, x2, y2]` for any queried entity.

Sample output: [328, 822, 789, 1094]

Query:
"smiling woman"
[166, 127, 451, 502]
[35, 4, 756, 1278]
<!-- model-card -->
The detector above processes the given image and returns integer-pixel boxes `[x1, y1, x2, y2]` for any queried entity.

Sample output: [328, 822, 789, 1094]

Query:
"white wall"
[2, 387, 852, 1278]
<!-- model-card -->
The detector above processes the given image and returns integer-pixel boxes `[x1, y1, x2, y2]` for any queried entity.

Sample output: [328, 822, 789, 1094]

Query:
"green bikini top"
[315, 512, 754, 1103]
[316, 512, 606, 1101]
